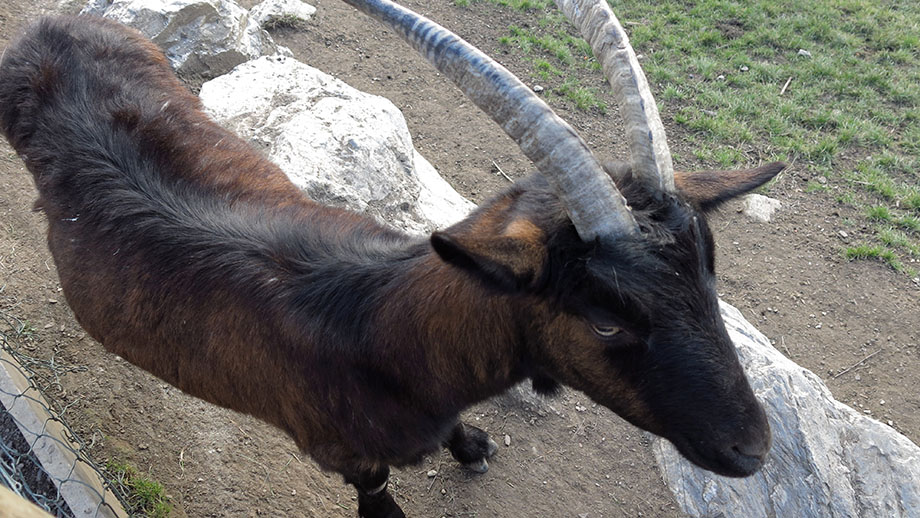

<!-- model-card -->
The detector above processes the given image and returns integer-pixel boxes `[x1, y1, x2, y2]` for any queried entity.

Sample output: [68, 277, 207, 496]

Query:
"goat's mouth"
[668, 432, 770, 478]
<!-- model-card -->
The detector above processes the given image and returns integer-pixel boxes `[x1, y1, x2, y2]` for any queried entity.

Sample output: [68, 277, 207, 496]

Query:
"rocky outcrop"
[82, 0, 283, 79]
[654, 302, 920, 518]
[199, 55, 475, 234]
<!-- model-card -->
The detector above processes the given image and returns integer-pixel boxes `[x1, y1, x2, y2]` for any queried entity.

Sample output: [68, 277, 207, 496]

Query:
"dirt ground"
[1, 1, 918, 517]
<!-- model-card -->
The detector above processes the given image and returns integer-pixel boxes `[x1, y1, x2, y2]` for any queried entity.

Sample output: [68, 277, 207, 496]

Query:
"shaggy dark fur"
[0, 15, 782, 518]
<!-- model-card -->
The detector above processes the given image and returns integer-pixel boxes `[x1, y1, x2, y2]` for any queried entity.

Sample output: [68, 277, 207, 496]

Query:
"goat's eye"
[591, 324, 621, 338]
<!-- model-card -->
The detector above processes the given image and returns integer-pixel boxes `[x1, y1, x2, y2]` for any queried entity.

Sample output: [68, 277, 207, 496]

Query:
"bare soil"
[1, 1, 918, 517]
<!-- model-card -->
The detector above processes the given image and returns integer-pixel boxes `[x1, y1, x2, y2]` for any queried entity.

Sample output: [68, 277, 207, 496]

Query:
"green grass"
[461, 0, 920, 277]
[844, 244, 906, 273]
[615, 0, 920, 276]
[106, 461, 171, 518]
[495, 19, 608, 112]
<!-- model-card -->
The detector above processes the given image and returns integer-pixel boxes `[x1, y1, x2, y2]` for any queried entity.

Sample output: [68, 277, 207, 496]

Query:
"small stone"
[504, 434, 512, 447]
[440, 488, 447, 495]
[427, 469, 438, 478]
[533, 84, 544, 93]
[838, 230, 849, 239]
[880, 400, 885, 405]
[742, 194, 782, 222]
[138, 444, 149, 450]
[817, 176, 827, 184]
[48, 299, 58, 304]
[740, 65, 749, 72]
[250, 0, 317, 29]
[798, 49, 813, 58]
[579, 514, 589, 518]
[717, 74, 725, 80]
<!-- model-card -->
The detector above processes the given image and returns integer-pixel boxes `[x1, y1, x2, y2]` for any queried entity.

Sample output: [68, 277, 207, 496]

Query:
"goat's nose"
[733, 432, 771, 461]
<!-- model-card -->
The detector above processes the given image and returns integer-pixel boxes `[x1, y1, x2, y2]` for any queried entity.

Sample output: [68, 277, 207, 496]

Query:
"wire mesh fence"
[0, 310, 130, 518]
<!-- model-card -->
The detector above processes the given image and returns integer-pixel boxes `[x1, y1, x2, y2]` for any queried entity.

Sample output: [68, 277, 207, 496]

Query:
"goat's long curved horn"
[342, 0, 638, 240]
[555, 0, 675, 194]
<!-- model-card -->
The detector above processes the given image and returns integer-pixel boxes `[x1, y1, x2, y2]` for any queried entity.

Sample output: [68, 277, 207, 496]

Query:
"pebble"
[716, 74, 725, 80]
[740, 65, 749, 72]
[48, 299, 58, 304]
[427, 469, 438, 478]
[533, 84, 544, 93]
[798, 49, 813, 57]
[838, 230, 848, 239]
[504, 434, 512, 447]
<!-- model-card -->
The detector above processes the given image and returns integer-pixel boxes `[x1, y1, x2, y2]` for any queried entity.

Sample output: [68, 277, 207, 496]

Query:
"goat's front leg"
[344, 466, 405, 518]
[443, 421, 499, 473]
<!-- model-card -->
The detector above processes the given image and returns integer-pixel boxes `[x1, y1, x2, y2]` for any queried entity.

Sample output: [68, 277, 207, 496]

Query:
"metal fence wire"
[0, 311, 129, 518]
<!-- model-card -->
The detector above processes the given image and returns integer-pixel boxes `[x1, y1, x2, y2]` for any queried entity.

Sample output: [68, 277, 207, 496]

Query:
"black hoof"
[357, 488, 406, 518]
[445, 422, 499, 472]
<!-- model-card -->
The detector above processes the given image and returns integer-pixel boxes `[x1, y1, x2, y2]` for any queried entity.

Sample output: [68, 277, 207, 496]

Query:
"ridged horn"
[555, 0, 675, 194]
[341, 0, 638, 240]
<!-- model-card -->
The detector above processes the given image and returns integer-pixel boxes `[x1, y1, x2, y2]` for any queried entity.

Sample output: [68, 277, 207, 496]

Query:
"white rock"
[653, 302, 920, 518]
[199, 56, 474, 234]
[81, 0, 280, 79]
[798, 49, 813, 58]
[250, 0, 317, 28]
[741, 193, 781, 222]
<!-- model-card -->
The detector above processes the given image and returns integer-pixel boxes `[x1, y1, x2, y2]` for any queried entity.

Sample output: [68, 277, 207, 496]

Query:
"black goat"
[0, 2, 779, 516]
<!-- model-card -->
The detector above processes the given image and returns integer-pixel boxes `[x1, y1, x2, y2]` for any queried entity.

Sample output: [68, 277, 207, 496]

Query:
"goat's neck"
[371, 243, 529, 411]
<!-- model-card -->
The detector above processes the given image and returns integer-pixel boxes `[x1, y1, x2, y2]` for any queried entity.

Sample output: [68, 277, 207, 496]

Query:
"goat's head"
[348, 0, 776, 476]
[431, 160, 780, 477]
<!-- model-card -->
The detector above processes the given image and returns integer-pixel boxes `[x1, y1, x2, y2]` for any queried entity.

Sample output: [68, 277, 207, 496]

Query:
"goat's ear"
[675, 162, 786, 212]
[431, 219, 546, 291]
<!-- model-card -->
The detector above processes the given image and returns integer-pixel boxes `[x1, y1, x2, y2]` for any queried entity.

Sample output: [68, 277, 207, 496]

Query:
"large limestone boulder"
[654, 302, 920, 518]
[81, 0, 282, 79]
[199, 55, 475, 234]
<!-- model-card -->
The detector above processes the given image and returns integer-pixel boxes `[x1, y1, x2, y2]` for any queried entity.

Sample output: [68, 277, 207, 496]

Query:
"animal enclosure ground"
[0, 1, 918, 517]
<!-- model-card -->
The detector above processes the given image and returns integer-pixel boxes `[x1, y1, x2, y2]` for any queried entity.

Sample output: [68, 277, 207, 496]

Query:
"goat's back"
[0, 15, 351, 435]
[0, 15, 314, 215]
